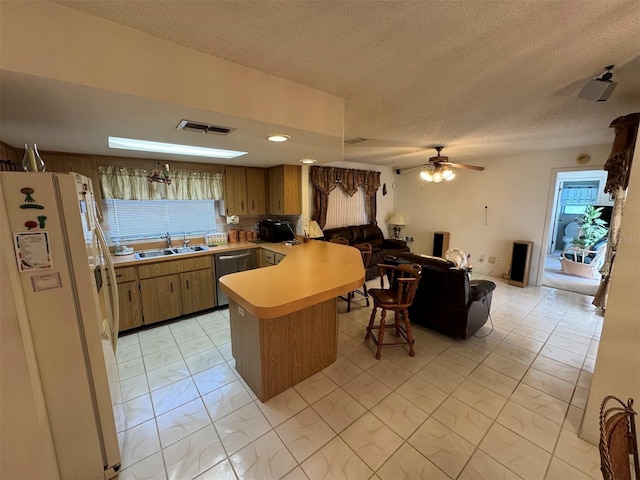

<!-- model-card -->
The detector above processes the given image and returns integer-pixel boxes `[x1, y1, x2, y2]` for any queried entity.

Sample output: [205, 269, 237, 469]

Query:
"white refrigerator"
[0, 172, 122, 479]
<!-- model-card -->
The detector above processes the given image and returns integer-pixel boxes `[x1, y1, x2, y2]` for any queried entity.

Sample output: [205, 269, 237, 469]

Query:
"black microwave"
[259, 220, 295, 243]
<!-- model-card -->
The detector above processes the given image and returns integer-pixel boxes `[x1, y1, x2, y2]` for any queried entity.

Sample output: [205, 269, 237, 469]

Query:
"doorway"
[541, 169, 612, 296]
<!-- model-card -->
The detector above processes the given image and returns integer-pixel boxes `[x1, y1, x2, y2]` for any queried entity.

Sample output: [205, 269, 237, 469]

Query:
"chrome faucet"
[183, 232, 189, 248]
[161, 232, 171, 248]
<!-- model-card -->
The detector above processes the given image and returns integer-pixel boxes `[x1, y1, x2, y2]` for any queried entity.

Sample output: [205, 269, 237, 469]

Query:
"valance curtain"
[98, 166, 223, 201]
[593, 112, 639, 314]
[310, 166, 381, 229]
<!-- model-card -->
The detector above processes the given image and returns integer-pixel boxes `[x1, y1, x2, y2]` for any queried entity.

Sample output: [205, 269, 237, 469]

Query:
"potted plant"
[573, 205, 608, 250]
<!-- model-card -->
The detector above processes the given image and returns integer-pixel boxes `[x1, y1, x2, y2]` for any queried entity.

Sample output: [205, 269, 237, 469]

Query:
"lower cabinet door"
[181, 269, 216, 315]
[140, 274, 182, 324]
[117, 281, 143, 332]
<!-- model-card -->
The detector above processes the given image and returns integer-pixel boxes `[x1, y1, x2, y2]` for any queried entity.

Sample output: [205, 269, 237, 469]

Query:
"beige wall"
[0, 1, 343, 138]
[392, 143, 612, 281]
[581, 133, 640, 444]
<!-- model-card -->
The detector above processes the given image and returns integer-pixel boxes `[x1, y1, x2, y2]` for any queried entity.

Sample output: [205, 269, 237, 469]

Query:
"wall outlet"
[494, 257, 500, 264]
[237, 306, 245, 317]
[404, 236, 414, 242]
[489, 256, 496, 264]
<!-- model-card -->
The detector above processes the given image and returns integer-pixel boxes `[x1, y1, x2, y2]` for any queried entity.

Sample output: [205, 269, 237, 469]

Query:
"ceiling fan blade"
[443, 162, 485, 171]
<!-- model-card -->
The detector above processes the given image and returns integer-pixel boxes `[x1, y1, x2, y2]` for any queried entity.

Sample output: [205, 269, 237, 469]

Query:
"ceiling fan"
[396, 147, 485, 183]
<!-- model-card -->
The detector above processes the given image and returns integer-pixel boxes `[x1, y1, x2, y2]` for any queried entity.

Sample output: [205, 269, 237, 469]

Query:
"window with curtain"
[98, 166, 224, 241]
[104, 199, 219, 241]
[324, 187, 368, 229]
[309, 166, 381, 229]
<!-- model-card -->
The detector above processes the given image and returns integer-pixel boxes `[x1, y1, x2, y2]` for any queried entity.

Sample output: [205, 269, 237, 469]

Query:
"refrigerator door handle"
[96, 223, 119, 350]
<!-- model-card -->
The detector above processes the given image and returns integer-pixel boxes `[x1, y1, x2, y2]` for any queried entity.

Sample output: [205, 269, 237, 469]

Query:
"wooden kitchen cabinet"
[224, 166, 248, 216]
[267, 165, 301, 215]
[180, 268, 215, 315]
[112, 266, 143, 332]
[262, 249, 286, 266]
[117, 282, 143, 331]
[140, 274, 182, 324]
[224, 166, 267, 216]
[246, 167, 267, 215]
[137, 255, 215, 326]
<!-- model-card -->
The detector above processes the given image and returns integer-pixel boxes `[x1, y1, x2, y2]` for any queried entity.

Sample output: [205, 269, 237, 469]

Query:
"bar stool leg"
[366, 306, 377, 341]
[363, 284, 369, 307]
[403, 309, 415, 357]
[376, 309, 387, 360]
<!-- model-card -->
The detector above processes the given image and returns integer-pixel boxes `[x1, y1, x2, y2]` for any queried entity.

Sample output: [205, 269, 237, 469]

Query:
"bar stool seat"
[365, 262, 422, 359]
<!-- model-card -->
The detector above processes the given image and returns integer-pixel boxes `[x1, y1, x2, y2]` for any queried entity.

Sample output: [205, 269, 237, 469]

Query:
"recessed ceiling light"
[266, 134, 291, 142]
[108, 136, 247, 159]
[299, 159, 317, 164]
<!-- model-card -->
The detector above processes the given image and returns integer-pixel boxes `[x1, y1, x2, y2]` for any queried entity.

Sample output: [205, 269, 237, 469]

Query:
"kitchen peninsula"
[219, 240, 364, 401]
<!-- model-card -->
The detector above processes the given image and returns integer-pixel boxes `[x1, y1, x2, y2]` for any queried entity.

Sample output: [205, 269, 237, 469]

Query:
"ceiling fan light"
[420, 169, 433, 181]
[432, 171, 443, 183]
[442, 169, 455, 180]
[445, 171, 456, 181]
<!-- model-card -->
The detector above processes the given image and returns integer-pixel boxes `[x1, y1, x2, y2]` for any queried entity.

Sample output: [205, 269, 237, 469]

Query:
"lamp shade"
[308, 220, 324, 238]
[387, 213, 406, 226]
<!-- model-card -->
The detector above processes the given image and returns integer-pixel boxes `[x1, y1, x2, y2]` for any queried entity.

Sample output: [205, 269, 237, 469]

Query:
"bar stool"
[365, 262, 422, 359]
[343, 242, 372, 312]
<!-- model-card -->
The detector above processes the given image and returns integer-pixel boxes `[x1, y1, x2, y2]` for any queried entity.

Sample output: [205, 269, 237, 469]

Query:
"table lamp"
[308, 221, 324, 239]
[387, 213, 406, 240]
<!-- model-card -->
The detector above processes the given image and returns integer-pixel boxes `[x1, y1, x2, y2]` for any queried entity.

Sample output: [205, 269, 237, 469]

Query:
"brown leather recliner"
[388, 253, 497, 339]
[323, 224, 409, 280]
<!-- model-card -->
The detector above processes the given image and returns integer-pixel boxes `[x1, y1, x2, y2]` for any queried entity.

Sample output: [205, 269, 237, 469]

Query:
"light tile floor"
[114, 277, 603, 480]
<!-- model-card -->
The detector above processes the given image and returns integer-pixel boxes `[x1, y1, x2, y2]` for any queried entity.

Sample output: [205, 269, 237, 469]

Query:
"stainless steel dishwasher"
[214, 249, 258, 307]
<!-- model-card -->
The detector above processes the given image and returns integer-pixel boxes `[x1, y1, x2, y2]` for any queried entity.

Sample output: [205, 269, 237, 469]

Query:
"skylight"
[108, 136, 247, 159]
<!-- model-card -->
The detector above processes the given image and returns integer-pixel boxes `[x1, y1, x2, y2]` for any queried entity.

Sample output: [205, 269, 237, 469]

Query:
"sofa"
[323, 224, 410, 280]
[386, 253, 496, 339]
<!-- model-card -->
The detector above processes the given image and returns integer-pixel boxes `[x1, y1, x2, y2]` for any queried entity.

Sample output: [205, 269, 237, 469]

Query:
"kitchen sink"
[135, 248, 176, 259]
[172, 245, 208, 254]
[134, 245, 208, 260]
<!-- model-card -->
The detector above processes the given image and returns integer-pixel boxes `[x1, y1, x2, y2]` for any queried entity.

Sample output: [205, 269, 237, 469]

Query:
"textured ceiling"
[20, 1, 640, 166]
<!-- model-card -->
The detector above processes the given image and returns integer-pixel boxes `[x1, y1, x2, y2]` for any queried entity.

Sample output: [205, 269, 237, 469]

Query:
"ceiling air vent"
[344, 137, 367, 144]
[176, 119, 236, 135]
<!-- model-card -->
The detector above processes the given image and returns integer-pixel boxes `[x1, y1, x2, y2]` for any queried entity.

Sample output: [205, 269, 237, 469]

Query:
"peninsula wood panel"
[229, 298, 337, 402]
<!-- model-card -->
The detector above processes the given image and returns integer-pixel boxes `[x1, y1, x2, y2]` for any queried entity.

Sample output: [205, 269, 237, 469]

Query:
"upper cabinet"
[224, 166, 267, 216]
[224, 164, 300, 216]
[246, 167, 267, 215]
[224, 166, 248, 216]
[268, 165, 301, 215]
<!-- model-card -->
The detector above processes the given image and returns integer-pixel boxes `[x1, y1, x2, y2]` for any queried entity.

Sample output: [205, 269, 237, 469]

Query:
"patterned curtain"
[98, 166, 223, 201]
[593, 112, 639, 313]
[309, 166, 381, 229]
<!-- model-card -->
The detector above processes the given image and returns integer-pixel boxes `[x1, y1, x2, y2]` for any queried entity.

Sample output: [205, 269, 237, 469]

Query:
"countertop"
[220, 240, 364, 318]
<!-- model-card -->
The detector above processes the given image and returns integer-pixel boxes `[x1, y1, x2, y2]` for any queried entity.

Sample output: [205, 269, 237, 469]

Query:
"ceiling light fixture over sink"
[299, 158, 317, 164]
[108, 136, 247, 159]
[266, 134, 291, 142]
